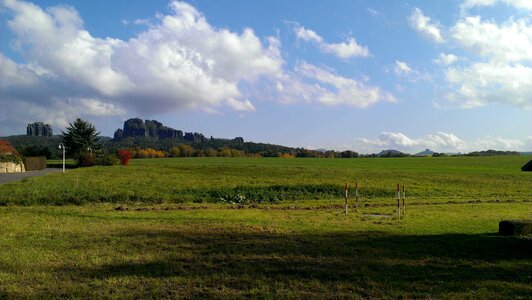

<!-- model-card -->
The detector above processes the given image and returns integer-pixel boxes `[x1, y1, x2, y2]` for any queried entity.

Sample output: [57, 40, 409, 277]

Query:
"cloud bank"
[354, 132, 532, 154]
[0, 0, 393, 133]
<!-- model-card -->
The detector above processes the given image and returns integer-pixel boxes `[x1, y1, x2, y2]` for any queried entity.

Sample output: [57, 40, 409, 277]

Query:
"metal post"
[59, 143, 65, 173]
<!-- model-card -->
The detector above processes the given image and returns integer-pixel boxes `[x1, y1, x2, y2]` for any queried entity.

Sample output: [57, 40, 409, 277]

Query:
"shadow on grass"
[70, 230, 531, 298]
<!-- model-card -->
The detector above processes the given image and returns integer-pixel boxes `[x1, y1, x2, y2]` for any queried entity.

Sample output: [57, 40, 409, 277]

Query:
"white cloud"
[1, 0, 395, 134]
[462, 0, 532, 10]
[445, 62, 532, 108]
[367, 8, 380, 17]
[354, 132, 532, 153]
[1, 0, 282, 131]
[408, 8, 444, 43]
[434, 53, 458, 65]
[294, 25, 369, 59]
[451, 16, 532, 63]
[293, 62, 395, 107]
[394, 60, 413, 75]
[294, 25, 323, 43]
[357, 131, 467, 153]
[472, 136, 531, 151]
[438, 15, 532, 109]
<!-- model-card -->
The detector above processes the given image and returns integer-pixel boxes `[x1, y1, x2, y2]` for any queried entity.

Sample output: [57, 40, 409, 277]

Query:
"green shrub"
[0, 153, 22, 164]
[95, 154, 119, 166]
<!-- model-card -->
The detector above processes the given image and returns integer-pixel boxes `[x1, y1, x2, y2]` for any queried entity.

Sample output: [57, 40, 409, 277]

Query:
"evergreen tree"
[61, 118, 101, 158]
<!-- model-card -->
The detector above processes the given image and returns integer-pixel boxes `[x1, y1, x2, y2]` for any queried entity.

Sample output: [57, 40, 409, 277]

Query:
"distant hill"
[377, 149, 408, 157]
[415, 149, 435, 156]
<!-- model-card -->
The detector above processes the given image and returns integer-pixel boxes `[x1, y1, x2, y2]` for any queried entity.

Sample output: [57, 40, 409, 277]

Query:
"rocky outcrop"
[183, 132, 205, 143]
[114, 118, 183, 140]
[27, 122, 53, 137]
[0, 162, 26, 173]
[114, 129, 123, 140]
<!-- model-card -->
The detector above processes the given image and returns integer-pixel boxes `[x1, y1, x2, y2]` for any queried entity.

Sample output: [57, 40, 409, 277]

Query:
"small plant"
[118, 149, 133, 166]
[95, 154, 120, 166]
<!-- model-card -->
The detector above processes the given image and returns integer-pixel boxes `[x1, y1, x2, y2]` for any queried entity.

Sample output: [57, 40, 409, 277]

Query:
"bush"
[78, 153, 95, 167]
[95, 154, 119, 166]
[118, 149, 132, 165]
[0, 140, 22, 163]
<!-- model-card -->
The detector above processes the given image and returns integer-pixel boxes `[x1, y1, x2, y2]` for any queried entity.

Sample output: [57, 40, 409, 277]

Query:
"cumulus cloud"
[355, 132, 532, 153]
[394, 60, 413, 75]
[1, 0, 394, 134]
[451, 16, 532, 63]
[0, 0, 283, 131]
[408, 8, 444, 43]
[446, 62, 532, 108]
[433, 53, 458, 65]
[294, 25, 369, 59]
[461, 0, 532, 10]
[357, 132, 467, 153]
[441, 16, 532, 108]
[271, 62, 395, 107]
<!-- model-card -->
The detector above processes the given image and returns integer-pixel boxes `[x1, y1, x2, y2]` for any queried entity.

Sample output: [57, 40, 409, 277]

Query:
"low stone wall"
[0, 162, 26, 173]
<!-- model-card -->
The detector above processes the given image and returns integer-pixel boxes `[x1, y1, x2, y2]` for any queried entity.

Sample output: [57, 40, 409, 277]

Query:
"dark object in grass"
[362, 213, 393, 218]
[521, 160, 532, 171]
[499, 220, 532, 236]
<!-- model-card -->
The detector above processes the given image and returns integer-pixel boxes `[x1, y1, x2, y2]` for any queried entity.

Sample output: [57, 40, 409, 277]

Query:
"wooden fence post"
[355, 179, 359, 213]
[397, 183, 401, 219]
[345, 182, 349, 214]
[402, 185, 406, 216]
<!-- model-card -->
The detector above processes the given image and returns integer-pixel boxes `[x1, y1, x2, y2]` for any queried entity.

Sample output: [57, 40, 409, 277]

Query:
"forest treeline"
[1, 135, 523, 160]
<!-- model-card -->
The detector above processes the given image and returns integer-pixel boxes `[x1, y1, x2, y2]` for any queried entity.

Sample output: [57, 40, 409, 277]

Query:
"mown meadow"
[1, 156, 531, 205]
[0, 156, 530, 297]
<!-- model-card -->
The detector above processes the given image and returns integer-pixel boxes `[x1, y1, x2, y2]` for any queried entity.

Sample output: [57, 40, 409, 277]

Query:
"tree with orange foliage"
[0, 140, 17, 154]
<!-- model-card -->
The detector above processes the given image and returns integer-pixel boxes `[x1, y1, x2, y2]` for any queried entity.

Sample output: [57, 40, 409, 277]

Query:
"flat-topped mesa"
[114, 118, 183, 141]
[27, 122, 53, 137]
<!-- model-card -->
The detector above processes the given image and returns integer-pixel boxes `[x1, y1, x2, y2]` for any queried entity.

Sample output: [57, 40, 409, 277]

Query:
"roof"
[522, 160, 532, 171]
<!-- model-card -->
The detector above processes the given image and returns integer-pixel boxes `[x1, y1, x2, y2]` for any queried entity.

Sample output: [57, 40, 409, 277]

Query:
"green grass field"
[2, 156, 532, 205]
[0, 156, 531, 297]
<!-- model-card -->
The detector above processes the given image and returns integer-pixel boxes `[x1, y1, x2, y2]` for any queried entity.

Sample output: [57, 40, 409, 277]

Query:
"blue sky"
[1, 0, 531, 153]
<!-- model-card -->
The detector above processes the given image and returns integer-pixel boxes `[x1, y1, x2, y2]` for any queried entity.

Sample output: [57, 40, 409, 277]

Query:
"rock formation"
[113, 118, 241, 143]
[27, 122, 53, 137]
[183, 132, 206, 143]
[114, 118, 183, 140]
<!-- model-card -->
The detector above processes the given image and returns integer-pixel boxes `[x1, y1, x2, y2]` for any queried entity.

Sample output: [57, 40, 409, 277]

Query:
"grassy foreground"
[1, 156, 531, 205]
[0, 202, 530, 298]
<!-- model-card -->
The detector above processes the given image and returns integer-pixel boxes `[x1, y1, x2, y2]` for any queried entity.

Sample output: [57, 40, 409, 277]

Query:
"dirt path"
[0, 168, 63, 185]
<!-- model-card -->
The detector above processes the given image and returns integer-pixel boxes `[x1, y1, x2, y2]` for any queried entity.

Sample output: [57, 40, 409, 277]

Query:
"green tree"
[61, 118, 101, 158]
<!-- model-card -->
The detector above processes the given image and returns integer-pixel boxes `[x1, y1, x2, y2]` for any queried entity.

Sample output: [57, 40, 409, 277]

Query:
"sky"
[1, 0, 531, 154]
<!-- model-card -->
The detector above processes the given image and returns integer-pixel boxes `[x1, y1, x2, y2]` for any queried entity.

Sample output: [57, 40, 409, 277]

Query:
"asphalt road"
[0, 168, 63, 185]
